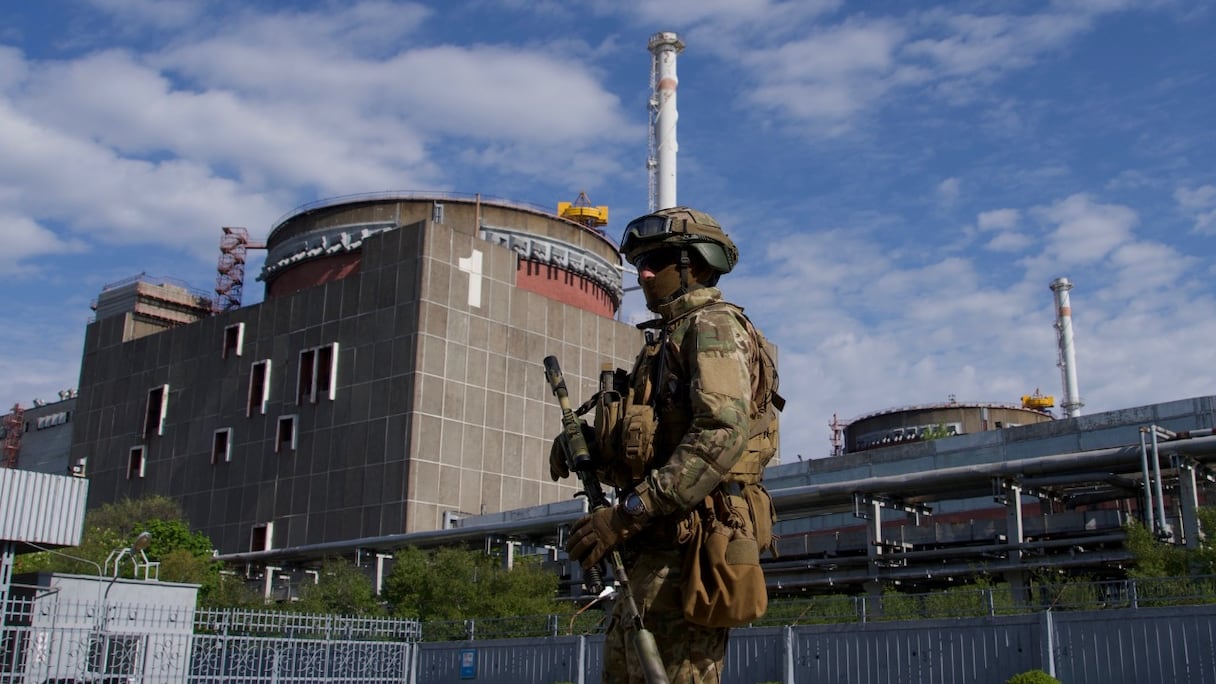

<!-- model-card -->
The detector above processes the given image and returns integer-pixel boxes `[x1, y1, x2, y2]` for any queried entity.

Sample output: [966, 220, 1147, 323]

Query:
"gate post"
[1038, 610, 1056, 678]
[576, 635, 587, 684]
[783, 626, 796, 684]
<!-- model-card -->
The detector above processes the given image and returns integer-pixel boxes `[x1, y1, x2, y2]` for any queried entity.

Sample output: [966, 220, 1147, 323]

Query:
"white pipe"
[1150, 426, 1171, 537]
[1138, 428, 1156, 533]
[648, 31, 683, 211]
[1051, 277, 1083, 417]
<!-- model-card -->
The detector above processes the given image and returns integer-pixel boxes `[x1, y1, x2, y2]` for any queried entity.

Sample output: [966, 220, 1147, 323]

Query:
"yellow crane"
[558, 191, 609, 230]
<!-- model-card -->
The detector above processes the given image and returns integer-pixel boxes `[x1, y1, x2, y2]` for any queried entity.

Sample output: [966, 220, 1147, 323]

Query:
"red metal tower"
[214, 226, 266, 312]
[2, 404, 24, 469]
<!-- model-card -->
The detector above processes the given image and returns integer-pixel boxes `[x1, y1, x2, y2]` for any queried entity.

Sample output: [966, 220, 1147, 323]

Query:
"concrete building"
[1, 394, 80, 476]
[72, 192, 642, 556]
[843, 400, 1055, 453]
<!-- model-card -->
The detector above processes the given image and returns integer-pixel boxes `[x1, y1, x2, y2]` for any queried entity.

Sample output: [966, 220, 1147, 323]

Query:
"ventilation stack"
[1051, 277, 1083, 418]
[647, 31, 684, 212]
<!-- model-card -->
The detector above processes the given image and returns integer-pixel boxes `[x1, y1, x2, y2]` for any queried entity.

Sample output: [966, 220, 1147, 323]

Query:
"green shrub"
[1006, 670, 1061, 684]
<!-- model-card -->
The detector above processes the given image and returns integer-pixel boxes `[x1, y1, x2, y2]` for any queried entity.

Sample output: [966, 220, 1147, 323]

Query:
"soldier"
[552, 206, 781, 684]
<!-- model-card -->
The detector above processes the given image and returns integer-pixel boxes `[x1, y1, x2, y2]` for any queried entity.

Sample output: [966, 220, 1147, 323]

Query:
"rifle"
[543, 356, 669, 684]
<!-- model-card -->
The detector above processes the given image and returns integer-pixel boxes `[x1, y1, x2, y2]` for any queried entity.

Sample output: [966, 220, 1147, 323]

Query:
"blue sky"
[2, 0, 1214, 457]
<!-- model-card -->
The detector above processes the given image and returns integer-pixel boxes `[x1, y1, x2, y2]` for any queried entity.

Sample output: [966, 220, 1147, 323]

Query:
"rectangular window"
[251, 522, 274, 551]
[143, 385, 169, 438]
[248, 360, 272, 416]
[127, 446, 145, 479]
[297, 349, 315, 404]
[316, 344, 336, 399]
[36, 412, 69, 430]
[212, 428, 232, 464]
[296, 342, 339, 404]
[432, 202, 445, 224]
[223, 322, 245, 358]
[276, 415, 297, 453]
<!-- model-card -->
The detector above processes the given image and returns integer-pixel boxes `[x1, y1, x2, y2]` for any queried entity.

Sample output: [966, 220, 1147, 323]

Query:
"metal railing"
[5, 575, 1216, 682]
[421, 573, 1216, 639]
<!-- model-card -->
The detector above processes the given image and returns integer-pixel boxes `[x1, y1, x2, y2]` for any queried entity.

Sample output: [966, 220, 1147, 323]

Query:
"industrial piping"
[216, 433, 1216, 566]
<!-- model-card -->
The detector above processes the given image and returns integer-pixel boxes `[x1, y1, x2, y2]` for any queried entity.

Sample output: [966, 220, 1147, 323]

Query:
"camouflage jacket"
[632, 287, 757, 518]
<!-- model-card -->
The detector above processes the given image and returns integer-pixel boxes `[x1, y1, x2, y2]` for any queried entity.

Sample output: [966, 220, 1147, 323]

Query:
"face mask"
[639, 257, 686, 311]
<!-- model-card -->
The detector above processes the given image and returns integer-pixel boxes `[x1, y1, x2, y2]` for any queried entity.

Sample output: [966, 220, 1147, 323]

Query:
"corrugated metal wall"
[409, 607, 1216, 684]
[789, 615, 1043, 683]
[1054, 606, 1216, 684]
[416, 635, 601, 683]
[0, 469, 88, 546]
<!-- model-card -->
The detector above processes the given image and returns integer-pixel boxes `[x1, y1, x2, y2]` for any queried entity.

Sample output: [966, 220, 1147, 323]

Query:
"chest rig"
[592, 301, 784, 490]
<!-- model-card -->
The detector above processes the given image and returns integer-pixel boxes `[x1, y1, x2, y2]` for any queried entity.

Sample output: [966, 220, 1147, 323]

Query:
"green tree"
[383, 546, 561, 621]
[1125, 510, 1216, 580]
[1006, 670, 1061, 684]
[292, 558, 385, 616]
[14, 496, 231, 605]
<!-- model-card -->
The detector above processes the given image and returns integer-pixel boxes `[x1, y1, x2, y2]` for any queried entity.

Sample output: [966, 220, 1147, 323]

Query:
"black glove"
[566, 506, 647, 570]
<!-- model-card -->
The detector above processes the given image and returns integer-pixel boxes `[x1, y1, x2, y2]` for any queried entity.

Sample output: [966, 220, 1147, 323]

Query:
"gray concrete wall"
[73, 209, 640, 555]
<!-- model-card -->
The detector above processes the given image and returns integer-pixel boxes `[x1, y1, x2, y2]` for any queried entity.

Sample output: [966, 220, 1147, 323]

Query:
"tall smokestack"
[1050, 277, 1083, 418]
[647, 31, 684, 211]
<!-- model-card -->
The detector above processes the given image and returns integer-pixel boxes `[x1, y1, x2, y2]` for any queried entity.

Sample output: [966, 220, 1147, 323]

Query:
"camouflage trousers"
[602, 548, 729, 684]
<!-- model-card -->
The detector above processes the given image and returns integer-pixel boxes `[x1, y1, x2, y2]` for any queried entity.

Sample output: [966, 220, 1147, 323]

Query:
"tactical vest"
[593, 300, 784, 552]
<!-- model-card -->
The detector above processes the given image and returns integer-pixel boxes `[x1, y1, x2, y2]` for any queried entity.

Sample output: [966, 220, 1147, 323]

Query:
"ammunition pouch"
[614, 403, 657, 487]
[681, 490, 768, 628]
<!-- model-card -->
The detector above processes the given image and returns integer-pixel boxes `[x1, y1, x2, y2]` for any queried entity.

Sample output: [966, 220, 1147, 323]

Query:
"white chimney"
[647, 31, 684, 211]
[1050, 277, 1083, 418]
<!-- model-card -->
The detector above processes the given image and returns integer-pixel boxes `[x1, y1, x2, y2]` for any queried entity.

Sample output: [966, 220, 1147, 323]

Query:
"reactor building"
[70, 192, 643, 555]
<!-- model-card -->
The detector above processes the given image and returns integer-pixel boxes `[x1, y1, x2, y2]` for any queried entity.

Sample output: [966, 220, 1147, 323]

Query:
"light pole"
[18, 533, 153, 681]
[104, 530, 152, 578]
[19, 539, 106, 614]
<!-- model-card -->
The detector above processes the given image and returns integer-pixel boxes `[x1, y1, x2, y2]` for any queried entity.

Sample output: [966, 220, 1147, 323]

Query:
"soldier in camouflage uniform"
[553, 206, 779, 684]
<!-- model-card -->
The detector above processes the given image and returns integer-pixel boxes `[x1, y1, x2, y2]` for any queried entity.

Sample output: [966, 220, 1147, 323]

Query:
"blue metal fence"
[4, 601, 1216, 682]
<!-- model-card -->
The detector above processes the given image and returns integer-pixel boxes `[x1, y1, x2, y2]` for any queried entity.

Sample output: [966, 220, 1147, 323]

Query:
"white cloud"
[740, 19, 906, 128]
[610, 0, 841, 29]
[976, 209, 1030, 251]
[1174, 184, 1216, 234]
[937, 177, 961, 207]
[0, 97, 283, 260]
[600, 2, 1147, 135]
[85, 0, 202, 29]
[0, 213, 88, 276]
[1031, 193, 1137, 271]
[986, 232, 1032, 252]
[977, 208, 1019, 231]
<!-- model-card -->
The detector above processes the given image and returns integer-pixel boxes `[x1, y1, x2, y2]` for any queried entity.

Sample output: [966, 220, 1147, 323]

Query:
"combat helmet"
[620, 206, 738, 275]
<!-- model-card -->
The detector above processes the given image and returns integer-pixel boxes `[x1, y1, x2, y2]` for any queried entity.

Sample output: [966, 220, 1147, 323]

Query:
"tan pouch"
[682, 493, 768, 628]
[618, 403, 657, 483]
[593, 383, 623, 458]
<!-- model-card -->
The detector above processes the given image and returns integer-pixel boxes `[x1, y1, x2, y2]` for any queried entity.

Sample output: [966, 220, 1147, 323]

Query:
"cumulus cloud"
[977, 208, 1019, 231]
[1175, 184, 1216, 234]
[0, 213, 88, 276]
[937, 177, 961, 207]
[598, 1, 1147, 135]
[0, 1, 641, 272]
[1031, 193, 1138, 271]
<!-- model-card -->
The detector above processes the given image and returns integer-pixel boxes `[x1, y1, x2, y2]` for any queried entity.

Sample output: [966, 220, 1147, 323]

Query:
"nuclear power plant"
[3, 31, 1215, 605]
[66, 192, 640, 559]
